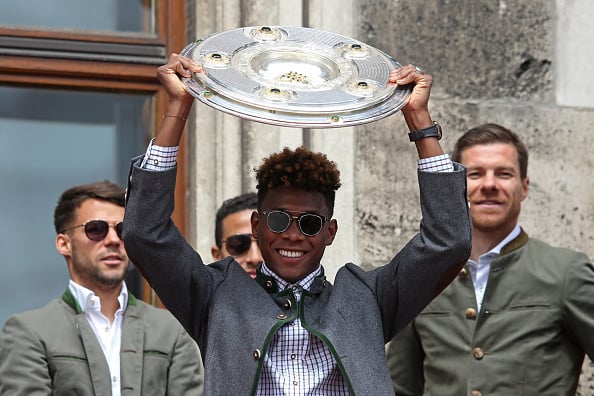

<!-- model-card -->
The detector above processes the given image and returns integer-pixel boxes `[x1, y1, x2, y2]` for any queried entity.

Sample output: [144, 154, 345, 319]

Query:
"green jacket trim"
[61, 287, 138, 314]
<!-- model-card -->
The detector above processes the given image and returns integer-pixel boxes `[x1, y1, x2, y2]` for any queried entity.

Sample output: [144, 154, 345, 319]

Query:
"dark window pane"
[0, 0, 155, 33]
[0, 86, 151, 326]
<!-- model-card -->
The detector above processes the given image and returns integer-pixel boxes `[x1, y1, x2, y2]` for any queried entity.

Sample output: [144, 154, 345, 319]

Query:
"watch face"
[180, 26, 413, 128]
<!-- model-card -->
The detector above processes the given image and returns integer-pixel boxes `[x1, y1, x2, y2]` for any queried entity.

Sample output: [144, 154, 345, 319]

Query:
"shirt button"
[112, 376, 117, 382]
[153, 159, 159, 165]
[465, 308, 477, 320]
[253, 349, 261, 360]
[472, 347, 484, 360]
[290, 353, 297, 359]
[293, 381, 298, 386]
[104, 327, 109, 332]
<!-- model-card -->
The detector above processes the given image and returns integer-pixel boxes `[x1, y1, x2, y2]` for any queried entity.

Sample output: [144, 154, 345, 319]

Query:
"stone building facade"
[184, 0, 593, 393]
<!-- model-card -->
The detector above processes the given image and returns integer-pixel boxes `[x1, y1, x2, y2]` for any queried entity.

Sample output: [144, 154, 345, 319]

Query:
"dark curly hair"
[255, 146, 341, 216]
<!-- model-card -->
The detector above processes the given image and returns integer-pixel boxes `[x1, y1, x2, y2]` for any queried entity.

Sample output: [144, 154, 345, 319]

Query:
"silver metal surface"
[181, 26, 412, 128]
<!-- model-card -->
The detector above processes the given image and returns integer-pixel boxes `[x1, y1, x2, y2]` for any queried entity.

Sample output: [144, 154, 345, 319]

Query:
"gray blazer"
[122, 158, 471, 395]
[0, 289, 203, 396]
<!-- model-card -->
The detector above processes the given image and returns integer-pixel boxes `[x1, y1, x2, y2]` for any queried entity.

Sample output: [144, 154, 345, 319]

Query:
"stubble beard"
[73, 248, 129, 290]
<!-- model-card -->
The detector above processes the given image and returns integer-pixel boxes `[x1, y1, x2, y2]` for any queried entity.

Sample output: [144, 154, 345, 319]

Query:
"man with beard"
[0, 180, 203, 395]
[387, 123, 594, 395]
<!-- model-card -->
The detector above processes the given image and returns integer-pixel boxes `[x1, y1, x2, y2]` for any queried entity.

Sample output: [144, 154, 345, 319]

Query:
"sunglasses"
[222, 233, 257, 256]
[61, 220, 124, 242]
[261, 210, 327, 237]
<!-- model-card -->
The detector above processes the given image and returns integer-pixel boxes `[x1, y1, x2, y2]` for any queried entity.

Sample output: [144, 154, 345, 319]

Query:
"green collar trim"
[255, 266, 328, 295]
[500, 228, 529, 256]
[61, 287, 137, 313]
[61, 288, 84, 314]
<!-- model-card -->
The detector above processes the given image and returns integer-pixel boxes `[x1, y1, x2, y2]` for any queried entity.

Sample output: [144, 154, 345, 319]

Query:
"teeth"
[278, 249, 303, 258]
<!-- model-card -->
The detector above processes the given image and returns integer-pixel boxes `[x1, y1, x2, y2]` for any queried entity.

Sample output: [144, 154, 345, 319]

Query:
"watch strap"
[408, 121, 442, 142]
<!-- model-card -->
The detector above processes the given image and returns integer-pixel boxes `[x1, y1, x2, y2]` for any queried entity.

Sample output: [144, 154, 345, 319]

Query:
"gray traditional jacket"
[0, 289, 203, 395]
[388, 230, 594, 395]
[122, 158, 471, 395]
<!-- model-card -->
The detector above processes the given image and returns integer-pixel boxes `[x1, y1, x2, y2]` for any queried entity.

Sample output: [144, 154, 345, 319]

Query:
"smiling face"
[251, 186, 337, 283]
[461, 143, 529, 238]
[56, 198, 129, 293]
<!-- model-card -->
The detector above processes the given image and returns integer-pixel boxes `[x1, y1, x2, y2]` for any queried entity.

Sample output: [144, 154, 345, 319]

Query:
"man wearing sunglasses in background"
[0, 180, 203, 395]
[122, 54, 471, 395]
[211, 192, 263, 278]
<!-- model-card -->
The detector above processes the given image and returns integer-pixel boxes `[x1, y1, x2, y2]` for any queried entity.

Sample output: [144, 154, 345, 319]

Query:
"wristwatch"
[408, 121, 442, 142]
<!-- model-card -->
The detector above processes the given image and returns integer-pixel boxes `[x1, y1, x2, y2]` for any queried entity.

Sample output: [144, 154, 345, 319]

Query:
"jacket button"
[253, 349, 261, 360]
[458, 268, 468, 279]
[465, 308, 477, 320]
[472, 347, 484, 360]
[277, 313, 287, 320]
[283, 300, 292, 309]
[265, 280, 273, 289]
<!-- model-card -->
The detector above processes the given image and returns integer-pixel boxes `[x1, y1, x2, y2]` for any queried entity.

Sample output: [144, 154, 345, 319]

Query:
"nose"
[103, 226, 122, 245]
[480, 172, 499, 192]
[283, 218, 305, 240]
[245, 240, 263, 266]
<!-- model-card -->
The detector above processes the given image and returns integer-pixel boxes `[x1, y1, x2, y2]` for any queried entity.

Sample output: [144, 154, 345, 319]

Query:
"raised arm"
[154, 53, 202, 147]
[390, 65, 444, 159]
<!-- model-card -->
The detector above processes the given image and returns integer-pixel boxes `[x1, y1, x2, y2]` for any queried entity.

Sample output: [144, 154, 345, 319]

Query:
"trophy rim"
[181, 26, 412, 128]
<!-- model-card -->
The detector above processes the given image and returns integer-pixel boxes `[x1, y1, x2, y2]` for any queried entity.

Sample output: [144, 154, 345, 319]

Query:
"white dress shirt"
[467, 224, 521, 311]
[69, 280, 128, 396]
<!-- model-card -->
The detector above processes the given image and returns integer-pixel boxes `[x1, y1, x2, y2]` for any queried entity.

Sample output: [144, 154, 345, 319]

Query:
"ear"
[521, 176, 530, 201]
[326, 219, 338, 246]
[211, 245, 222, 261]
[55, 233, 72, 257]
[250, 210, 260, 239]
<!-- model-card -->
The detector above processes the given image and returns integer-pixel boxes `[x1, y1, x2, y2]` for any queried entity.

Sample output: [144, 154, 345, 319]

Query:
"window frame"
[0, 0, 188, 304]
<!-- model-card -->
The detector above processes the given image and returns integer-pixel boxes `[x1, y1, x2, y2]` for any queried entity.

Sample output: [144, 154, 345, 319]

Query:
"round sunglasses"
[260, 210, 327, 237]
[222, 233, 257, 256]
[60, 220, 124, 242]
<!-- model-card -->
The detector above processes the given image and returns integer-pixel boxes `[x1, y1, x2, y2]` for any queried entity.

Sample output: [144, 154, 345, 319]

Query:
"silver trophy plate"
[181, 26, 412, 128]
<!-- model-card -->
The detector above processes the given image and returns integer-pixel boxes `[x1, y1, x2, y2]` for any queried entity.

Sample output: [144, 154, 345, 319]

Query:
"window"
[0, 0, 188, 325]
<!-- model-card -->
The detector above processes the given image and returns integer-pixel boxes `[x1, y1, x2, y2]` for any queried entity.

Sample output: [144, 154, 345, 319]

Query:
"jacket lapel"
[62, 288, 145, 395]
[120, 298, 144, 395]
[63, 289, 112, 395]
